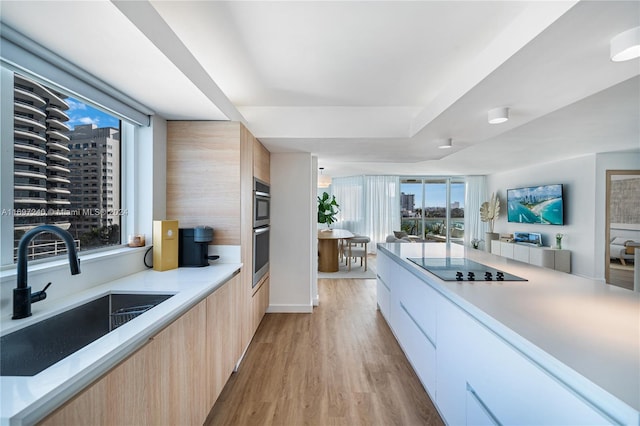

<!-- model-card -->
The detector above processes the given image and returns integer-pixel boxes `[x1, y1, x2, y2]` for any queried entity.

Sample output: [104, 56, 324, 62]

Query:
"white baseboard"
[266, 304, 313, 313]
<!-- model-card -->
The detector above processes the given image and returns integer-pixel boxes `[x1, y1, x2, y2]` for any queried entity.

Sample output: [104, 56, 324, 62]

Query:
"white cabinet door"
[554, 249, 571, 273]
[491, 240, 501, 255]
[466, 383, 500, 426]
[376, 249, 394, 283]
[435, 296, 470, 426]
[529, 247, 555, 268]
[395, 298, 437, 398]
[513, 244, 530, 263]
[464, 314, 611, 425]
[500, 242, 514, 259]
[379, 250, 438, 398]
[376, 277, 391, 321]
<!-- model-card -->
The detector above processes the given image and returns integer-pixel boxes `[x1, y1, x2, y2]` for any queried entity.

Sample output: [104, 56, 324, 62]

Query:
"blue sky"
[401, 182, 465, 208]
[66, 97, 120, 130]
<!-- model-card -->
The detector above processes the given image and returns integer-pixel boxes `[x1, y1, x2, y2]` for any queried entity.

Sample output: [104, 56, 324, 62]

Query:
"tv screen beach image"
[507, 184, 564, 225]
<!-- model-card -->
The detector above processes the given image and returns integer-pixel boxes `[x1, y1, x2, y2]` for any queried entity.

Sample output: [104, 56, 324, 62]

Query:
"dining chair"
[347, 235, 370, 271]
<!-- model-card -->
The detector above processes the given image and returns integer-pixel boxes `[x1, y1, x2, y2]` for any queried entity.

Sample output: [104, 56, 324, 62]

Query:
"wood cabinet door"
[207, 276, 238, 405]
[253, 137, 270, 184]
[40, 300, 209, 426]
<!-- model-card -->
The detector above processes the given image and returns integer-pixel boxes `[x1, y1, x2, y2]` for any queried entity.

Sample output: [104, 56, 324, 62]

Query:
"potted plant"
[317, 192, 340, 229]
[480, 192, 500, 252]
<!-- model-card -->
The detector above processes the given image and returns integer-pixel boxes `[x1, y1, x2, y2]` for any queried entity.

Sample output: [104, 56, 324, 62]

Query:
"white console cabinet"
[491, 240, 570, 273]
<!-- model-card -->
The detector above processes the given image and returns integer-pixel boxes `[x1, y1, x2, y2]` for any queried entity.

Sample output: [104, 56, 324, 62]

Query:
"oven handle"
[254, 226, 270, 235]
[254, 191, 270, 198]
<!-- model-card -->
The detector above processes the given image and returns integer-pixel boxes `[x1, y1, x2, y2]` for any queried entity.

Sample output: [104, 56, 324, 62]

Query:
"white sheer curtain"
[464, 175, 488, 247]
[331, 175, 400, 254]
[363, 176, 400, 253]
[331, 176, 365, 234]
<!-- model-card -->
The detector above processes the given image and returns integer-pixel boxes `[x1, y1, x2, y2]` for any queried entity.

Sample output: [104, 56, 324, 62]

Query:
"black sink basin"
[0, 293, 173, 376]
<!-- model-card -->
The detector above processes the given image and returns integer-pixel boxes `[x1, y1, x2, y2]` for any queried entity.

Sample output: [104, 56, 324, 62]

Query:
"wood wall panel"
[167, 121, 241, 246]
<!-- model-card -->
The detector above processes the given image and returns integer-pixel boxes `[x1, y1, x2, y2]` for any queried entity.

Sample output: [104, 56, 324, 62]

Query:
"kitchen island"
[377, 242, 639, 425]
[0, 263, 241, 426]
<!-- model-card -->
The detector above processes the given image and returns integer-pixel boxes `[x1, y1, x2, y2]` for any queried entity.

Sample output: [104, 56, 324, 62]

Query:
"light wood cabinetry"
[251, 275, 270, 334]
[253, 135, 270, 184]
[40, 297, 209, 425]
[167, 121, 270, 357]
[207, 274, 241, 406]
[491, 240, 571, 273]
[167, 121, 242, 245]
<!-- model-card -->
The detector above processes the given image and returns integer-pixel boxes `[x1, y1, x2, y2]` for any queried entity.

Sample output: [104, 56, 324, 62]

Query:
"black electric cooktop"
[407, 257, 527, 282]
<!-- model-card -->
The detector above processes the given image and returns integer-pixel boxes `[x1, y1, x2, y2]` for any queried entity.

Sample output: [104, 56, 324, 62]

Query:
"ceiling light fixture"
[488, 107, 509, 124]
[318, 167, 331, 188]
[438, 138, 452, 149]
[610, 26, 640, 62]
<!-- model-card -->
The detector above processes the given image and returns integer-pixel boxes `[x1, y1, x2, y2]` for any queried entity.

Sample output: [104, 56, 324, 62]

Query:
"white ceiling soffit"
[0, 0, 229, 121]
[150, 0, 577, 140]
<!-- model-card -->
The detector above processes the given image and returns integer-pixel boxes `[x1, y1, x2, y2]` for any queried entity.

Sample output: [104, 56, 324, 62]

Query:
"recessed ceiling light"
[438, 138, 452, 149]
[611, 26, 640, 62]
[488, 107, 509, 124]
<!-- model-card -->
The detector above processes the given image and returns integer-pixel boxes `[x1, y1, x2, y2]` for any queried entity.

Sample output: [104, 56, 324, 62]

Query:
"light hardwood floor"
[205, 275, 443, 425]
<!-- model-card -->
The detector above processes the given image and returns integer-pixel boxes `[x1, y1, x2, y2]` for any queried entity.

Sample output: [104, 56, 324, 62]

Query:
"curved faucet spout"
[13, 225, 81, 319]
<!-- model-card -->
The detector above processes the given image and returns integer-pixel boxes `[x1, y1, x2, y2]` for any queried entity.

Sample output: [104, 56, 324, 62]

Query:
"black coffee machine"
[179, 226, 218, 267]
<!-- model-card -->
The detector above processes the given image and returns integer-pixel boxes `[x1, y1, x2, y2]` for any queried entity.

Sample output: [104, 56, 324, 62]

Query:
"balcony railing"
[401, 216, 465, 242]
[13, 239, 81, 262]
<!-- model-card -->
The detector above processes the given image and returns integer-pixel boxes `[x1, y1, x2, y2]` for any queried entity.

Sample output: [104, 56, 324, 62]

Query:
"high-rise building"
[401, 192, 415, 213]
[67, 124, 121, 237]
[13, 74, 72, 233]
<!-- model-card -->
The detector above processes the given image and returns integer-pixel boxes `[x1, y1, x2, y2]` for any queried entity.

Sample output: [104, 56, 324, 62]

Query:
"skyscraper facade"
[67, 124, 121, 237]
[13, 73, 72, 233]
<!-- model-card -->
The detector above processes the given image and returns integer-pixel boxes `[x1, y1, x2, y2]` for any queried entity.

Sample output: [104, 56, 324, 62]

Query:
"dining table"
[317, 228, 354, 272]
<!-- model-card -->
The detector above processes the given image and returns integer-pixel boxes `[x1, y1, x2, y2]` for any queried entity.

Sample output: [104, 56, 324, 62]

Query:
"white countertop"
[378, 242, 640, 419]
[0, 263, 241, 426]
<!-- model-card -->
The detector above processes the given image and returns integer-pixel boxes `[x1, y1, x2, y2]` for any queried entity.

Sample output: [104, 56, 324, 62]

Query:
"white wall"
[488, 152, 640, 280]
[311, 156, 319, 306]
[487, 155, 597, 278]
[269, 152, 314, 312]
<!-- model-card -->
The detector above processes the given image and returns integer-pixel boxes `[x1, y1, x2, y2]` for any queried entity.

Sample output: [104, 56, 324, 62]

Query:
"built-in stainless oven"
[253, 178, 270, 228]
[253, 225, 269, 287]
[253, 177, 270, 287]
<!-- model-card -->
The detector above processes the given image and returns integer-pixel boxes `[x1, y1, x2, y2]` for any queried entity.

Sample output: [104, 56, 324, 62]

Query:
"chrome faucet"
[13, 225, 81, 319]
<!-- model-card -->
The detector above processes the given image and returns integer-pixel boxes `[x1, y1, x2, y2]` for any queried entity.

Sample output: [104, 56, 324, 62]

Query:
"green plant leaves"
[317, 192, 340, 225]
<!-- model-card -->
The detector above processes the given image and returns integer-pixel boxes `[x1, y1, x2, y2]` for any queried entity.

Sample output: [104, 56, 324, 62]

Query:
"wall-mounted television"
[507, 184, 564, 225]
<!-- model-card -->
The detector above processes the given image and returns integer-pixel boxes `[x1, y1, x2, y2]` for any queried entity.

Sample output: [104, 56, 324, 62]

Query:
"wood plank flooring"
[205, 277, 443, 425]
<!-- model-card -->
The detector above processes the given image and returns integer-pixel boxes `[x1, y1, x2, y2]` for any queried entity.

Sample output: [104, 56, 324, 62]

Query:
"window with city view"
[11, 73, 122, 261]
[400, 178, 465, 242]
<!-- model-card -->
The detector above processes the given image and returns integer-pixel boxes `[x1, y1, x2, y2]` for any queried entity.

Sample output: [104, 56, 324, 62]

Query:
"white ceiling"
[1, 0, 638, 177]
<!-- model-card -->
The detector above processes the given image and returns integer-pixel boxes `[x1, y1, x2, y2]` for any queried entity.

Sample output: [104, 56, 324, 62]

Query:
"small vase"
[485, 232, 499, 252]
[556, 237, 562, 250]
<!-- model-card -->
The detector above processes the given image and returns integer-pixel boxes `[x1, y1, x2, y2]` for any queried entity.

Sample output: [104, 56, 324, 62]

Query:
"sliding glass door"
[400, 177, 465, 243]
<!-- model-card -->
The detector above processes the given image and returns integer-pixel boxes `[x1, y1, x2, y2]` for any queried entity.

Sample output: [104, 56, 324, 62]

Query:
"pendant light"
[318, 167, 331, 188]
